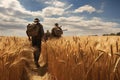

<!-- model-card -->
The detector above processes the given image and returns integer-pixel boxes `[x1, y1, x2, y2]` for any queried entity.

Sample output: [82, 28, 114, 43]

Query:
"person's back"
[26, 18, 44, 68]
[43, 30, 51, 41]
[46, 30, 51, 37]
[31, 22, 44, 48]
[51, 23, 63, 37]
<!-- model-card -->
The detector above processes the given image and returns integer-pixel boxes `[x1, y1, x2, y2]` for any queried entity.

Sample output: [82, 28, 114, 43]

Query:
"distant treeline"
[89, 32, 120, 36]
[103, 32, 120, 36]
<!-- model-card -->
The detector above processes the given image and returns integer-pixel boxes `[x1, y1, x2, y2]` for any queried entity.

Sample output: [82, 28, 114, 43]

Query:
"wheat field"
[0, 36, 120, 80]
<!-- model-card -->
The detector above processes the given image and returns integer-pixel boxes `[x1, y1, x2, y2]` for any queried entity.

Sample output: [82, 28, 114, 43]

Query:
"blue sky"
[0, 0, 120, 36]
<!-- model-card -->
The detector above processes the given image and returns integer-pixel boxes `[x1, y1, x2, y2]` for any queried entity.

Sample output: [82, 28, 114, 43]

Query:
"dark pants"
[32, 37, 42, 68]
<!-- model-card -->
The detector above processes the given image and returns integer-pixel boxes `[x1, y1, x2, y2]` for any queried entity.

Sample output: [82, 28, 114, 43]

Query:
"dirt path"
[26, 54, 51, 80]
[22, 45, 51, 80]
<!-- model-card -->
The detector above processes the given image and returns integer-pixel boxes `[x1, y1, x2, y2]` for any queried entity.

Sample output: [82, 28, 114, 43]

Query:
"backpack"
[26, 23, 39, 37]
[54, 27, 63, 37]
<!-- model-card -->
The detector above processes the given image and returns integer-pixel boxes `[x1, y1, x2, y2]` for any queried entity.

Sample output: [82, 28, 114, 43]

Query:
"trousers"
[32, 36, 42, 67]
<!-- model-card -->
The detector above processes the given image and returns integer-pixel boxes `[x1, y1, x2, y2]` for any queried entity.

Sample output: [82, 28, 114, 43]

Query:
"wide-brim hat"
[34, 18, 40, 22]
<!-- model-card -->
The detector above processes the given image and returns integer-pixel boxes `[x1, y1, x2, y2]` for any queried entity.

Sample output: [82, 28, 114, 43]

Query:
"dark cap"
[34, 18, 40, 22]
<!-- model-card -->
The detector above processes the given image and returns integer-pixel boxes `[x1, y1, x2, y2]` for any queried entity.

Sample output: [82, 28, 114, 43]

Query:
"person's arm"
[58, 27, 63, 34]
[40, 24, 44, 38]
[26, 24, 31, 41]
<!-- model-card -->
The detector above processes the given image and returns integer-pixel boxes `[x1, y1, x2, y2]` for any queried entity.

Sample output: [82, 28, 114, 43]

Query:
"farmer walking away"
[26, 18, 44, 68]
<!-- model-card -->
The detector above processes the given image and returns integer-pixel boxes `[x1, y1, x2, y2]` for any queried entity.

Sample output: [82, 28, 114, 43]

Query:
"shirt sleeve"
[40, 24, 44, 38]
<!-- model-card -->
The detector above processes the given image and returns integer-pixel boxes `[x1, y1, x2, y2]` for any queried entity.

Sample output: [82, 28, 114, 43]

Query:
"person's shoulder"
[52, 26, 56, 29]
[54, 26, 58, 28]
[38, 23, 43, 26]
[27, 23, 30, 26]
[31, 23, 36, 26]
[27, 23, 34, 27]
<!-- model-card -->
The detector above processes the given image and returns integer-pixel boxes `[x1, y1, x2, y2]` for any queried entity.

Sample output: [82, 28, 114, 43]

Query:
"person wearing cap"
[31, 18, 44, 68]
[51, 23, 63, 37]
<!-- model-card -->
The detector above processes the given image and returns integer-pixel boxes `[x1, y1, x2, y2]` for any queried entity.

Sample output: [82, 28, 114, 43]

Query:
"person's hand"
[28, 37, 31, 41]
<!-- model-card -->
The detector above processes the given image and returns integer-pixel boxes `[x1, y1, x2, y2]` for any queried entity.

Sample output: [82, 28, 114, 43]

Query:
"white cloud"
[0, 0, 24, 10]
[75, 5, 96, 13]
[0, 0, 43, 18]
[45, 0, 65, 8]
[0, 13, 28, 29]
[42, 16, 119, 35]
[53, 0, 65, 8]
[42, 7, 64, 16]
[44, 1, 51, 5]
[0, 0, 119, 36]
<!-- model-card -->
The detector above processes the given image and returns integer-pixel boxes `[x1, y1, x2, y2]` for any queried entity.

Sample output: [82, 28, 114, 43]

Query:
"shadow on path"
[30, 62, 48, 77]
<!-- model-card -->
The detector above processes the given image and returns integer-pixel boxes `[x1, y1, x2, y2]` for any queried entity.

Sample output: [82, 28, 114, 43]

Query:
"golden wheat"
[0, 36, 120, 80]
[42, 36, 120, 80]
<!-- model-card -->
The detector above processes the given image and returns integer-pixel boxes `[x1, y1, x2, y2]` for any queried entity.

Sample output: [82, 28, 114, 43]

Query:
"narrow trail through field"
[28, 61, 50, 80]
[27, 55, 50, 80]
[23, 46, 51, 80]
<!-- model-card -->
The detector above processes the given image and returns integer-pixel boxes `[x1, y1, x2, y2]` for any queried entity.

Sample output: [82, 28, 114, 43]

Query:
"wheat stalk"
[116, 41, 119, 52]
[113, 57, 120, 72]
[110, 45, 113, 56]
[85, 52, 104, 78]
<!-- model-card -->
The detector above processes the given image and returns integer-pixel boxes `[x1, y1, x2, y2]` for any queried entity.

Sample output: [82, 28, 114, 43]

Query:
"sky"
[0, 0, 120, 36]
